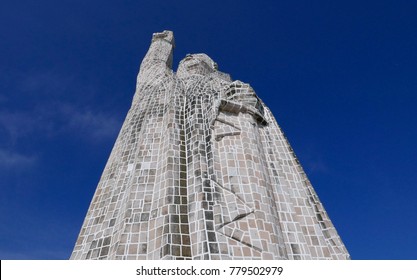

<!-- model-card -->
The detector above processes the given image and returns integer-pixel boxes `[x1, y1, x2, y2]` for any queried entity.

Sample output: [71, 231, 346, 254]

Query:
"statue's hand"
[152, 30, 174, 45]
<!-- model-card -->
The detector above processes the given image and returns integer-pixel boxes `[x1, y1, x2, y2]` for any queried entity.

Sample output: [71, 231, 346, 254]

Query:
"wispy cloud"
[60, 105, 120, 139]
[1, 70, 121, 143]
[0, 105, 120, 142]
[305, 157, 329, 174]
[0, 111, 42, 141]
[0, 149, 36, 168]
[18, 71, 73, 95]
[0, 246, 71, 260]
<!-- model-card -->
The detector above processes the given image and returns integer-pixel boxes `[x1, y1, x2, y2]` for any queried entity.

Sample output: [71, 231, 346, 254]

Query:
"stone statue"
[70, 30, 349, 260]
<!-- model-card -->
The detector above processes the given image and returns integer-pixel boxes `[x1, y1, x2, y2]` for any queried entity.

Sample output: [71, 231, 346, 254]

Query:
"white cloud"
[305, 157, 329, 174]
[18, 71, 73, 94]
[60, 105, 120, 139]
[0, 247, 70, 260]
[1, 70, 121, 146]
[0, 149, 36, 168]
[0, 104, 120, 144]
[0, 111, 41, 141]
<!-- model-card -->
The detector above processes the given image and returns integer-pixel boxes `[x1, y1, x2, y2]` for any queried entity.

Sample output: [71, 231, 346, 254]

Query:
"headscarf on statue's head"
[176, 53, 218, 78]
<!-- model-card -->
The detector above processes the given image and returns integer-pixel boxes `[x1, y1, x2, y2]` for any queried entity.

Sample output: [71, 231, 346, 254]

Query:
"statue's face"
[177, 54, 218, 76]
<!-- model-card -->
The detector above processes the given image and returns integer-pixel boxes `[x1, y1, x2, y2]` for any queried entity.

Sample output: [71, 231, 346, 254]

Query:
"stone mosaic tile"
[70, 31, 349, 260]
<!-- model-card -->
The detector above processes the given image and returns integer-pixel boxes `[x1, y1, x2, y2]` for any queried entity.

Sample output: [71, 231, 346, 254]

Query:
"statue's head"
[177, 53, 218, 77]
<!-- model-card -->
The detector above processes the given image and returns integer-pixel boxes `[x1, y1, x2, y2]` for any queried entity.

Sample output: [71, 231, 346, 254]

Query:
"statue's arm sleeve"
[137, 30, 175, 81]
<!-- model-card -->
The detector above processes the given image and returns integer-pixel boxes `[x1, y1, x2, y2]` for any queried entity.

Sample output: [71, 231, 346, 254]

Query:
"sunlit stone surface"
[70, 31, 349, 260]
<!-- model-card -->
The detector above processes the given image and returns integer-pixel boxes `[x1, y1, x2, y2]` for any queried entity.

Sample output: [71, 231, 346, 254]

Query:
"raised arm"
[137, 30, 175, 81]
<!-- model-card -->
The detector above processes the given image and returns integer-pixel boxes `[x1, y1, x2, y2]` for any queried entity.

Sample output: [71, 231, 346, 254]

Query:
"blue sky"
[1, 0, 416, 260]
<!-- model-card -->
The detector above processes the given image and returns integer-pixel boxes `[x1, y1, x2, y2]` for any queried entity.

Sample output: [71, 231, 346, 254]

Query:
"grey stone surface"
[70, 30, 350, 260]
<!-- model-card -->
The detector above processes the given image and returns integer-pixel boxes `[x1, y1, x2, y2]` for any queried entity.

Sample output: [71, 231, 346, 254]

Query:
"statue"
[70, 31, 349, 260]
